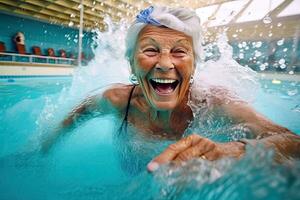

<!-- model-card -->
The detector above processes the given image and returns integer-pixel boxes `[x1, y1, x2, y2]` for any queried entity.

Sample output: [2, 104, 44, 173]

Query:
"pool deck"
[0, 62, 74, 78]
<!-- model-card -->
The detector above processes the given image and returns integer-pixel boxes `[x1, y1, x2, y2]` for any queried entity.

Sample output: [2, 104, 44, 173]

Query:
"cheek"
[174, 59, 194, 78]
[134, 54, 156, 74]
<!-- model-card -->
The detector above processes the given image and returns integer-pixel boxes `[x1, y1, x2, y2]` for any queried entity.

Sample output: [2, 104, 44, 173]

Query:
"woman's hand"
[147, 134, 246, 172]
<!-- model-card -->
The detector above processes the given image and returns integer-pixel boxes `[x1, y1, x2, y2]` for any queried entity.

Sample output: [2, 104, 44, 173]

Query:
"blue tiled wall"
[0, 12, 94, 58]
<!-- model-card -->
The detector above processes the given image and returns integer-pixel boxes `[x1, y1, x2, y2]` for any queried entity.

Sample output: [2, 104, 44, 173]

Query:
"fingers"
[174, 138, 215, 163]
[147, 134, 204, 172]
[147, 136, 246, 172]
[152, 134, 203, 164]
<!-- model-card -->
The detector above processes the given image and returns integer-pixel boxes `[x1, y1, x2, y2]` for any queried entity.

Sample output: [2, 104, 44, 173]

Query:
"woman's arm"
[40, 93, 111, 152]
[40, 84, 133, 153]
[221, 101, 300, 161]
[147, 100, 300, 172]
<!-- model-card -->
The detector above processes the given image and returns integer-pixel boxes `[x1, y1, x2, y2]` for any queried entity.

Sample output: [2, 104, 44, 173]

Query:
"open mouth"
[149, 78, 179, 95]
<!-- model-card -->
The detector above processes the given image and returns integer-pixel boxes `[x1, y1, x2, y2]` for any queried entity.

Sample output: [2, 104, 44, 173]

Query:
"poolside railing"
[0, 52, 75, 66]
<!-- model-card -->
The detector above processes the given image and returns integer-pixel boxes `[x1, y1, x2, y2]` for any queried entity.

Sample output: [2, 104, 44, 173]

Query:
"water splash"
[189, 33, 259, 116]
[69, 16, 130, 97]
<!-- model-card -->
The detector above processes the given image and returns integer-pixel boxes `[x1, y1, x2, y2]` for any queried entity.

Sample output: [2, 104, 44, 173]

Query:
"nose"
[155, 51, 174, 72]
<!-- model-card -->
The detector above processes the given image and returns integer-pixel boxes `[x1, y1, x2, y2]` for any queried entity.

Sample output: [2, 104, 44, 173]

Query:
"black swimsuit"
[118, 85, 136, 134]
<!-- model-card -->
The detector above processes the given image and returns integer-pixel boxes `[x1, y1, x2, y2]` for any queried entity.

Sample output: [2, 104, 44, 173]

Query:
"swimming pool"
[0, 74, 299, 200]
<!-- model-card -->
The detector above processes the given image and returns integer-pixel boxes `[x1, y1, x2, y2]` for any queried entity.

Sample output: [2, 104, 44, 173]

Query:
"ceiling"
[0, 0, 299, 40]
[0, 0, 231, 30]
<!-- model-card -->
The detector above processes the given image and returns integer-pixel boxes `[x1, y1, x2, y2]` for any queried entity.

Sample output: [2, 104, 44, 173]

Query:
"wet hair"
[125, 6, 202, 66]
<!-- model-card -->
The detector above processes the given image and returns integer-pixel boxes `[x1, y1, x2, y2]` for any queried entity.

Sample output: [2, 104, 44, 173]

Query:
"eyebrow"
[174, 39, 192, 46]
[139, 37, 157, 45]
[139, 37, 191, 47]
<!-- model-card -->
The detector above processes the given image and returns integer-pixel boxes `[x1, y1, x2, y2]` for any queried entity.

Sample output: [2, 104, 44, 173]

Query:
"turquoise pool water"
[0, 76, 300, 200]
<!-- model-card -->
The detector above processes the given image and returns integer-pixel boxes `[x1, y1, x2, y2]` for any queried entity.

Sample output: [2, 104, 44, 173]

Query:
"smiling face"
[132, 25, 195, 111]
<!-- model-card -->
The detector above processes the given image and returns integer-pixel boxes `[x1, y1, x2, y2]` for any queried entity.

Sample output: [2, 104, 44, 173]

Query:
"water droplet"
[255, 51, 262, 57]
[70, 13, 76, 18]
[283, 48, 288, 52]
[277, 39, 284, 46]
[278, 58, 285, 65]
[268, 33, 273, 37]
[232, 34, 238, 38]
[255, 41, 262, 48]
[259, 64, 266, 71]
[279, 64, 286, 69]
[263, 16, 272, 24]
[239, 53, 244, 59]
[277, 23, 282, 27]
[68, 21, 74, 27]
[289, 71, 294, 75]
[44, 30, 47, 33]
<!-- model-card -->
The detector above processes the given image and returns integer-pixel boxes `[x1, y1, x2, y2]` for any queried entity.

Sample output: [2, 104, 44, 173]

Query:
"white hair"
[125, 6, 202, 65]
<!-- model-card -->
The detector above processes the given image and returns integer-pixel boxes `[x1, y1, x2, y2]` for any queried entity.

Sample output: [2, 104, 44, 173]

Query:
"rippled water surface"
[0, 76, 299, 200]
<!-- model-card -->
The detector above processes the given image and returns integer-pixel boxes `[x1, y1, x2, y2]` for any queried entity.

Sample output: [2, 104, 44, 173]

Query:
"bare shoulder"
[103, 84, 134, 109]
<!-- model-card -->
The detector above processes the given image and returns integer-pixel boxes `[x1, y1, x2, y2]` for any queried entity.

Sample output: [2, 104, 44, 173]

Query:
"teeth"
[151, 78, 176, 84]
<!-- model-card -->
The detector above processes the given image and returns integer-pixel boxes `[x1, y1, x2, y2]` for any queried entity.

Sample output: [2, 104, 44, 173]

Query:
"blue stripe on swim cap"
[136, 6, 161, 26]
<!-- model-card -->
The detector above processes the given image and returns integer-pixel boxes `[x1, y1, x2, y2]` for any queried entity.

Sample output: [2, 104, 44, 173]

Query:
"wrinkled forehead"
[137, 25, 193, 46]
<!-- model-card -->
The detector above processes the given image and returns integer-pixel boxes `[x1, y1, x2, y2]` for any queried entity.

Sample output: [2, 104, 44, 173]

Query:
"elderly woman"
[42, 6, 300, 172]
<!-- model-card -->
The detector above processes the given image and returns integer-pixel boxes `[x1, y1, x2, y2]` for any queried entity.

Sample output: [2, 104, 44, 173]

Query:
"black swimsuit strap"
[119, 85, 136, 133]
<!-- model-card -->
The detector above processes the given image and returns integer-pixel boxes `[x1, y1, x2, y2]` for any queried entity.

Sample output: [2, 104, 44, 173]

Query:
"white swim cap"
[125, 6, 202, 65]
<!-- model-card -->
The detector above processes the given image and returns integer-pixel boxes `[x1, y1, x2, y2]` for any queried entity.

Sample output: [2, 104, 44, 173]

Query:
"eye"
[172, 48, 187, 57]
[143, 48, 159, 56]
